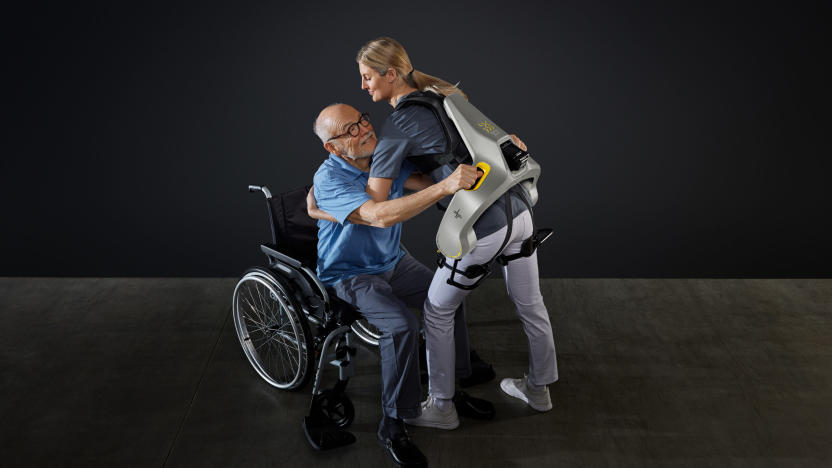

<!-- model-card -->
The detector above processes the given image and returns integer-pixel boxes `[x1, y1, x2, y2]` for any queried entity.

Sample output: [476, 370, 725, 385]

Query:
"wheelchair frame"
[231, 184, 381, 450]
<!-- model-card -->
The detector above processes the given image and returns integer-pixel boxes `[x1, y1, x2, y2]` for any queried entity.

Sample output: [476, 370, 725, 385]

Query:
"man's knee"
[386, 310, 419, 337]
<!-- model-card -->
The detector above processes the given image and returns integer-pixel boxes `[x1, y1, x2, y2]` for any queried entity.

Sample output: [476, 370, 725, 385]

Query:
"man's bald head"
[313, 103, 352, 144]
[313, 103, 376, 160]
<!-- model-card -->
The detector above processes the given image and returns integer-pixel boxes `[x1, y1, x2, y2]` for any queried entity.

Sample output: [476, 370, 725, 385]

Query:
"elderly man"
[310, 103, 479, 468]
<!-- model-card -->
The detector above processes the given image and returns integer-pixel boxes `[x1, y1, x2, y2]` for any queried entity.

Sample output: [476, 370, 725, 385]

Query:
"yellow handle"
[467, 162, 491, 191]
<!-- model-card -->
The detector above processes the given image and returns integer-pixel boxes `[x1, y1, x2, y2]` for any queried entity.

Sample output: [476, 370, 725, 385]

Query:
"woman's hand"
[440, 164, 480, 195]
[509, 134, 527, 151]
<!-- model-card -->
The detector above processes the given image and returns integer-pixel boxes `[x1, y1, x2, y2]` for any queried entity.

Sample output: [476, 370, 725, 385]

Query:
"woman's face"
[359, 62, 393, 103]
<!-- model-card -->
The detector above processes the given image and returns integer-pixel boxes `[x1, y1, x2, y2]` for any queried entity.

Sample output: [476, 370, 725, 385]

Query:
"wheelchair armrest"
[261, 244, 302, 269]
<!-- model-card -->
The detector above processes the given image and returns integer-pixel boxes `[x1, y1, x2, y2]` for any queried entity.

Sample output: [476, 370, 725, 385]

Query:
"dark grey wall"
[4, 1, 829, 277]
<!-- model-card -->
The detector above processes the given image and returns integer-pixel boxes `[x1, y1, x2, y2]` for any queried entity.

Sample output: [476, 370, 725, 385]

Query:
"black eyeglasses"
[327, 112, 370, 141]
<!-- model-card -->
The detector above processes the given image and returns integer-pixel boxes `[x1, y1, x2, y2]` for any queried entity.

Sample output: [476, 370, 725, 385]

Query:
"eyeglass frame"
[327, 112, 370, 142]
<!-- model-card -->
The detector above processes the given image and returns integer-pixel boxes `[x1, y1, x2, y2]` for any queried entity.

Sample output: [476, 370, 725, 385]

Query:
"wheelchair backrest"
[267, 185, 318, 269]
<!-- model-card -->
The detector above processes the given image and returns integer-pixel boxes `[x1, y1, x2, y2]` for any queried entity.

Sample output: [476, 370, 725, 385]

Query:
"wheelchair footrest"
[302, 417, 356, 450]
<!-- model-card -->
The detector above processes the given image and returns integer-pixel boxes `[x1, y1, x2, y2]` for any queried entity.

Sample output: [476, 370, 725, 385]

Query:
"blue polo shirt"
[313, 153, 415, 286]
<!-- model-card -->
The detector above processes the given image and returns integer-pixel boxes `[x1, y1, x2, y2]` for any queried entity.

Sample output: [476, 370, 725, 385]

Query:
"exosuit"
[396, 91, 552, 288]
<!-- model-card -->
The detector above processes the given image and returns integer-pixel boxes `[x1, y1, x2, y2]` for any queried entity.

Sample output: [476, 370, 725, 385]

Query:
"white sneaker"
[403, 395, 460, 430]
[500, 375, 552, 412]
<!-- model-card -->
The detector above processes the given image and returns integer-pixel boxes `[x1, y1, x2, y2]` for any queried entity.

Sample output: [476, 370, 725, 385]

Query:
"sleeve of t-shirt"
[313, 167, 371, 225]
[369, 119, 412, 180]
[397, 160, 417, 185]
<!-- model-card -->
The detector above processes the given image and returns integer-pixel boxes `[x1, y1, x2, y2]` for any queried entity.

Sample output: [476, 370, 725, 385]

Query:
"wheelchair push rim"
[232, 268, 313, 390]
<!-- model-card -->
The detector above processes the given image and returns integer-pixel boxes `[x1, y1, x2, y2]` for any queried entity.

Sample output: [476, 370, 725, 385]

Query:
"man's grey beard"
[344, 132, 375, 159]
[345, 150, 372, 160]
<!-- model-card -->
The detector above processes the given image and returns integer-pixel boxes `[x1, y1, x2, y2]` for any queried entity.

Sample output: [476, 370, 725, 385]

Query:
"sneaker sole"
[500, 379, 552, 412]
[403, 416, 460, 430]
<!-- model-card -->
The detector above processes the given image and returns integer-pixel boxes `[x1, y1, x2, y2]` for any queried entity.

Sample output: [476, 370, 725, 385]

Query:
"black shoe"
[378, 418, 428, 468]
[453, 390, 496, 420]
[459, 350, 496, 388]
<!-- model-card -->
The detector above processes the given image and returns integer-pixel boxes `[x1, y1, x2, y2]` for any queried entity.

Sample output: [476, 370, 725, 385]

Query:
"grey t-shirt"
[369, 92, 529, 238]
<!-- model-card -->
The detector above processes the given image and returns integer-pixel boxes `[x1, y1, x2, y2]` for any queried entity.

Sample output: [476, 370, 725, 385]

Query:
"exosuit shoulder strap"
[396, 91, 468, 162]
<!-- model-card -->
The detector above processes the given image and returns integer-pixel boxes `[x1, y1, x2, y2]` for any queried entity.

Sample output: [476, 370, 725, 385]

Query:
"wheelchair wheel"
[350, 319, 381, 347]
[233, 267, 314, 390]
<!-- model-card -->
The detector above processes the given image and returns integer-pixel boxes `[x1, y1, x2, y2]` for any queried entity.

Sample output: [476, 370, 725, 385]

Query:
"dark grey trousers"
[333, 253, 471, 419]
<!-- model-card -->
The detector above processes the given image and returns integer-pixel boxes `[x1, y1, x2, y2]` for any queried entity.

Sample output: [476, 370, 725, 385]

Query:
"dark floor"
[1, 278, 830, 467]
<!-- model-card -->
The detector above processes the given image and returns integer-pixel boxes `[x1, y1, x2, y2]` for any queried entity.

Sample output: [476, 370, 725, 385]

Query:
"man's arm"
[306, 186, 338, 223]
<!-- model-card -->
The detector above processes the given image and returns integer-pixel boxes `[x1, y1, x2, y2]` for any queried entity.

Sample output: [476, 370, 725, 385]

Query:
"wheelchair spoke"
[255, 283, 271, 323]
[243, 320, 269, 335]
[259, 328, 300, 357]
[274, 329, 300, 368]
[269, 337, 296, 381]
[271, 332, 300, 354]
[243, 310, 269, 332]
[242, 290, 268, 328]
[242, 310, 270, 335]
[253, 322, 301, 377]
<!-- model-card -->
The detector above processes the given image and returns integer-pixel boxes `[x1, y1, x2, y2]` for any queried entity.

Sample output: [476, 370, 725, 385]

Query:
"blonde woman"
[351, 36, 560, 428]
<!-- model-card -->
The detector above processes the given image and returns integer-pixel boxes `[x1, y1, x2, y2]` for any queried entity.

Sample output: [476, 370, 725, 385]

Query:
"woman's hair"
[356, 37, 467, 99]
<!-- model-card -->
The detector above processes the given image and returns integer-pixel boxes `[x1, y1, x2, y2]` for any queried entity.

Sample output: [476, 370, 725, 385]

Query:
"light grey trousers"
[333, 253, 471, 419]
[425, 209, 559, 400]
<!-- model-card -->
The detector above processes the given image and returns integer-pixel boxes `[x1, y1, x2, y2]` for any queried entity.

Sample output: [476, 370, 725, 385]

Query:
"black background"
[4, 1, 829, 277]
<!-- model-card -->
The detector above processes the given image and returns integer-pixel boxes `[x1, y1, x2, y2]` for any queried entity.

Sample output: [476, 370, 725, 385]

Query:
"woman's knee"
[508, 287, 545, 309]
[424, 296, 461, 326]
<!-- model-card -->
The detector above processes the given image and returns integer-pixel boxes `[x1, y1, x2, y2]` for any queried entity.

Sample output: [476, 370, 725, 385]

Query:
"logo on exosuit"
[478, 120, 498, 135]
[453, 209, 462, 219]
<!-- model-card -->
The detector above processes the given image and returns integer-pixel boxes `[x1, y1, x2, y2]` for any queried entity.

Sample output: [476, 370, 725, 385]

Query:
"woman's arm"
[404, 173, 434, 191]
[368, 133, 527, 202]
[367, 176, 394, 202]
[355, 164, 478, 227]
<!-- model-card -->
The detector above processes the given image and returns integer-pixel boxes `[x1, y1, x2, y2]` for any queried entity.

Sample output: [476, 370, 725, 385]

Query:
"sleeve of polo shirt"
[369, 120, 411, 180]
[313, 168, 371, 225]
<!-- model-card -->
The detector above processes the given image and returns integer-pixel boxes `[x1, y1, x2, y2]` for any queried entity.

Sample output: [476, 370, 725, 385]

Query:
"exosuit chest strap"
[396, 91, 471, 173]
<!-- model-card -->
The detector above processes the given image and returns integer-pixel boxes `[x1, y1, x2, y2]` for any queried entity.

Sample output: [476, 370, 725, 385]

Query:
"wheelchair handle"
[248, 185, 272, 199]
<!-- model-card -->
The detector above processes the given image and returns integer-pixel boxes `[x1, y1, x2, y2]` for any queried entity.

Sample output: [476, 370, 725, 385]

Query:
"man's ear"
[324, 141, 340, 156]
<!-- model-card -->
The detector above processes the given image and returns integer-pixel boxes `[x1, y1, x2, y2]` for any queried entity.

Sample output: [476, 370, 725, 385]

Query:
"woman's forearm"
[358, 182, 448, 228]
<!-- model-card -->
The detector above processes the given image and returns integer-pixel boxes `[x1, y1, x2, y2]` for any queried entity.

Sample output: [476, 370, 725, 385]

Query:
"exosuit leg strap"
[438, 189, 554, 291]
[438, 193, 514, 290]
[495, 190, 555, 266]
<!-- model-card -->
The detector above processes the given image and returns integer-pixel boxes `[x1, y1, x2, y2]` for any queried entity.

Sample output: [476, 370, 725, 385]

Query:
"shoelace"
[421, 396, 435, 410]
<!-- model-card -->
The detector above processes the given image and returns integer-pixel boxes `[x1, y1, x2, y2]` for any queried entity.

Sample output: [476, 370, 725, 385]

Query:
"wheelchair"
[232, 184, 381, 450]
